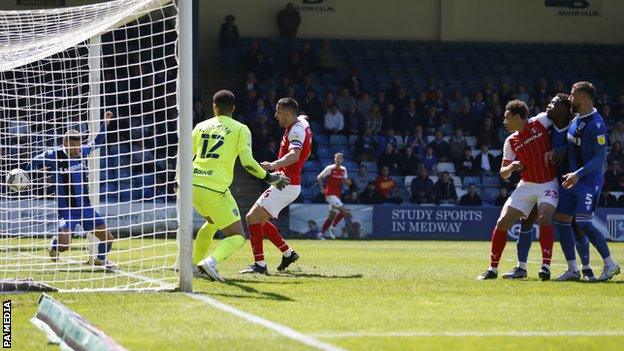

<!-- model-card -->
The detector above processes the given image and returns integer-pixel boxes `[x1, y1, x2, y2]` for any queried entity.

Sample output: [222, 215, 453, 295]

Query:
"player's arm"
[499, 137, 522, 179]
[572, 124, 608, 178]
[82, 111, 113, 156]
[262, 124, 305, 171]
[316, 166, 331, 194]
[237, 126, 289, 189]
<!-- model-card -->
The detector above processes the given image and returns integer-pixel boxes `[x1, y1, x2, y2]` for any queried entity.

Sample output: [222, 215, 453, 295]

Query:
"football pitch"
[7, 240, 624, 351]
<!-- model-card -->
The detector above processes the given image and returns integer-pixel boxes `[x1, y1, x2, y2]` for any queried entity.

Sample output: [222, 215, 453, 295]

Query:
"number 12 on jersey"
[200, 133, 224, 159]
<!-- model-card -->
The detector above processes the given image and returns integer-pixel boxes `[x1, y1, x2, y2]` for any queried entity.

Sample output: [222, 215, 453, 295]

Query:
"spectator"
[257, 139, 278, 162]
[352, 165, 371, 191]
[399, 100, 419, 132]
[460, 184, 482, 206]
[376, 128, 399, 157]
[527, 98, 540, 117]
[435, 171, 457, 205]
[602, 105, 614, 129]
[454, 102, 478, 136]
[251, 53, 272, 83]
[304, 220, 322, 239]
[456, 147, 476, 177]
[598, 187, 618, 208]
[470, 92, 486, 117]
[243, 41, 263, 70]
[499, 84, 512, 107]
[356, 92, 373, 120]
[297, 75, 314, 98]
[604, 160, 624, 191]
[276, 77, 293, 98]
[410, 166, 435, 204]
[343, 104, 363, 136]
[375, 91, 388, 111]
[516, 84, 529, 104]
[405, 125, 427, 156]
[342, 190, 360, 204]
[474, 143, 496, 176]
[283, 52, 305, 83]
[317, 39, 337, 73]
[192, 100, 205, 125]
[300, 90, 323, 123]
[393, 87, 411, 113]
[399, 146, 420, 176]
[375, 166, 399, 203]
[532, 78, 549, 106]
[335, 88, 356, 114]
[249, 99, 271, 124]
[354, 128, 377, 162]
[298, 42, 316, 73]
[342, 67, 362, 97]
[425, 76, 438, 99]
[494, 187, 509, 206]
[448, 128, 468, 162]
[359, 181, 383, 204]
[324, 105, 344, 134]
[367, 104, 384, 134]
[616, 94, 624, 121]
[241, 71, 259, 98]
[219, 14, 239, 50]
[276, 3, 301, 39]
[322, 91, 335, 112]
[415, 92, 429, 117]
[428, 89, 447, 117]
[487, 92, 503, 118]
[482, 81, 495, 102]
[385, 78, 403, 103]
[427, 130, 451, 162]
[447, 90, 464, 116]
[422, 146, 438, 173]
[378, 143, 399, 175]
[608, 141, 624, 164]
[422, 105, 439, 134]
[610, 122, 624, 145]
[477, 117, 500, 148]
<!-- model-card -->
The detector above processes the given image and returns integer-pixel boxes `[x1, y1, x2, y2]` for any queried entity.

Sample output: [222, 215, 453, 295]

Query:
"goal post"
[0, 0, 193, 292]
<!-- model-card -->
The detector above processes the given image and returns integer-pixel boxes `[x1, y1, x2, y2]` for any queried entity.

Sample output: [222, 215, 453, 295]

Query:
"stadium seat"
[437, 162, 456, 174]
[303, 172, 317, 186]
[303, 160, 320, 172]
[483, 187, 500, 201]
[320, 159, 333, 169]
[429, 175, 438, 184]
[344, 160, 359, 173]
[404, 175, 416, 188]
[482, 175, 501, 187]
[329, 134, 348, 145]
[313, 134, 329, 145]
[463, 176, 481, 188]
[393, 176, 405, 188]
[465, 136, 477, 148]
[317, 145, 332, 158]
[456, 188, 468, 200]
[331, 145, 353, 158]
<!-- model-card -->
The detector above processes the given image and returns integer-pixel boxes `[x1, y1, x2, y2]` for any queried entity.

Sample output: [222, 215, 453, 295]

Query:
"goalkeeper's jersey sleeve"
[192, 115, 267, 193]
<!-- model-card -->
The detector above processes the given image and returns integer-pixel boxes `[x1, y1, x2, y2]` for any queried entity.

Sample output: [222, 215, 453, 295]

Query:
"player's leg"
[503, 205, 537, 279]
[553, 190, 580, 281]
[478, 197, 527, 280]
[320, 209, 338, 238]
[241, 202, 272, 274]
[193, 219, 217, 265]
[535, 201, 556, 281]
[50, 210, 74, 261]
[334, 207, 354, 239]
[571, 218, 594, 280]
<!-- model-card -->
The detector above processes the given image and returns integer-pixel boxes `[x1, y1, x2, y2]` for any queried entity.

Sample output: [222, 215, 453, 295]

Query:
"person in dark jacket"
[219, 15, 239, 50]
[359, 181, 383, 204]
[473, 143, 496, 176]
[399, 146, 420, 176]
[276, 3, 301, 39]
[410, 166, 435, 204]
[460, 184, 482, 206]
[434, 171, 457, 204]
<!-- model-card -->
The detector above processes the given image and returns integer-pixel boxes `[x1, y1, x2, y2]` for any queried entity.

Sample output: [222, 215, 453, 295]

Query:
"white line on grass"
[186, 293, 346, 351]
[311, 331, 624, 338]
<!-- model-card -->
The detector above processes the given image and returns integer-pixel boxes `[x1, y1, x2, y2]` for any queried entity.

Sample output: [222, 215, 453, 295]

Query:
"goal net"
[0, 0, 185, 291]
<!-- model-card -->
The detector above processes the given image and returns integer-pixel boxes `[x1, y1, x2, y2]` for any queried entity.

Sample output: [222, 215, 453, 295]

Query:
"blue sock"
[575, 219, 611, 260]
[554, 220, 577, 263]
[97, 242, 112, 261]
[517, 229, 533, 265]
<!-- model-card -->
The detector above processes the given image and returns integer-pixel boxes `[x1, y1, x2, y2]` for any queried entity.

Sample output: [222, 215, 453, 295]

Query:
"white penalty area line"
[311, 331, 624, 338]
[186, 293, 346, 351]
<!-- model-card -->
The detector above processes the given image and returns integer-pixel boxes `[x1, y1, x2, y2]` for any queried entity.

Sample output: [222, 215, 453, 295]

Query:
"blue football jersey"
[549, 124, 569, 182]
[566, 109, 607, 188]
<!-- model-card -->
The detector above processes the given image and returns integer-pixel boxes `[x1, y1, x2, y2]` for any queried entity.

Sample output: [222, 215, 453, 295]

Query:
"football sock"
[263, 221, 290, 253]
[97, 241, 112, 261]
[518, 262, 527, 270]
[554, 220, 577, 270]
[489, 229, 508, 269]
[193, 222, 216, 265]
[256, 260, 266, 267]
[539, 224, 554, 266]
[249, 223, 265, 262]
[332, 212, 345, 227]
[576, 219, 612, 261]
[210, 234, 245, 263]
[321, 217, 332, 233]
[517, 228, 533, 266]
[574, 235, 591, 267]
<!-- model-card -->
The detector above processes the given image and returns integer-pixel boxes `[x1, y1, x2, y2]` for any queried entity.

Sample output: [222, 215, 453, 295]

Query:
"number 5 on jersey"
[200, 133, 224, 159]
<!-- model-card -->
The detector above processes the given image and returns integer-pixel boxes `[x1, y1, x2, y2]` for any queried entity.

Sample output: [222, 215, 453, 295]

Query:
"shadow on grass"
[275, 272, 364, 279]
[221, 280, 294, 301]
[225, 278, 303, 285]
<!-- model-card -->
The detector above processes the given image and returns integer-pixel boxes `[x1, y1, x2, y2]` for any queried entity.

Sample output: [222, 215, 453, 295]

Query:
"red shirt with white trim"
[318, 164, 347, 197]
[502, 113, 556, 183]
[277, 116, 312, 185]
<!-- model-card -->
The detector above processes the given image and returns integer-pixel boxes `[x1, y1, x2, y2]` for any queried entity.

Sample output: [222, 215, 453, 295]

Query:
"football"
[6, 168, 29, 192]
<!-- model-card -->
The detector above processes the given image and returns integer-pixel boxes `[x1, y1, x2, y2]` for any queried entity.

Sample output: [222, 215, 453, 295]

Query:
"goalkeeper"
[193, 90, 289, 282]
[27, 111, 115, 268]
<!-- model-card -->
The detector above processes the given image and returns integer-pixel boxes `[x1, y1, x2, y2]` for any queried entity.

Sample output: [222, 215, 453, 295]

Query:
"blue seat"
[303, 172, 318, 186]
[344, 160, 359, 173]
[482, 176, 500, 187]
[483, 187, 500, 201]
[331, 145, 353, 158]
[463, 176, 481, 188]
[329, 134, 348, 145]
[303, 160, 320, 172]
[320, 158, 333, 169]
[316, 145, 332, 158]
[313, 134, 329, 145]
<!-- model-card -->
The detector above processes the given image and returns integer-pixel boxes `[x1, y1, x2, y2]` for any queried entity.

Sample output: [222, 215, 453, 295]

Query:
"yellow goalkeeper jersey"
[192, 115, 267, 193]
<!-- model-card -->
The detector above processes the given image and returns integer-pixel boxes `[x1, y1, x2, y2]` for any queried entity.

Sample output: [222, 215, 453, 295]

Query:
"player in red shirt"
[241, 97, 312, 274]
[317, 152, 353, 239]
[477, 100, 558, 281]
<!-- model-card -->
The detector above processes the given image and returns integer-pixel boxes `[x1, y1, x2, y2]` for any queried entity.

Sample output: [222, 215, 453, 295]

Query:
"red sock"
[332, 212, 345, 227]
[321, 217, 332, 234]
[249, 223, 264, 262]
[539, 224, 554, 266]
[263, 221, 289, 253]
[490, 229, 508, 268]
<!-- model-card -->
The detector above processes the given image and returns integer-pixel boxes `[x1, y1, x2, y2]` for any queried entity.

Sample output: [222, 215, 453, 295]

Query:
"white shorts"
[504, 179, 559, 217]
[256, 185, 301, 218]
[326, 195, 344, 210]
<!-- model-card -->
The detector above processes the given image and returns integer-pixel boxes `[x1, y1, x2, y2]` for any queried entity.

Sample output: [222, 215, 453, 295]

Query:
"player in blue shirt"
[28, 111, 116, 268]
[553, 82, 620, 281]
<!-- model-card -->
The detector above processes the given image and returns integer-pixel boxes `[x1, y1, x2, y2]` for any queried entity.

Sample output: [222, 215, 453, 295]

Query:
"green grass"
[6, 240, 624, 351]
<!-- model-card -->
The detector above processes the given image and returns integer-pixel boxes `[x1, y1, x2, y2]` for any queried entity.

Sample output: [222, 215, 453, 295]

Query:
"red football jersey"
[318, 164, 347, 197]
[503, 113, 556, 183]
[277, 116, 312, 185]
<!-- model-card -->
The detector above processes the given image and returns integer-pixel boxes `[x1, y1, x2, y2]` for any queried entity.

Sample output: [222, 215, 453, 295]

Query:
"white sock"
[256, 260, 266, 267]
[518, 262, 527, 270]
[283, 249, 292, 257]
[582, 264, 592, 270]
[488, 266, 498, 273]
[207, 256, 217, 267]
[567, 260, 578, 271]
[604, 256, 616, 267]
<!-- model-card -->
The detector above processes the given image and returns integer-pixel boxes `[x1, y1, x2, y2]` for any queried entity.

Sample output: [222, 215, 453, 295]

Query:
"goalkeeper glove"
[263, 172, 290, 190]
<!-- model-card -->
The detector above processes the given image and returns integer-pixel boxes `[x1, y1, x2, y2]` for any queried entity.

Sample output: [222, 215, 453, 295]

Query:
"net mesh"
[0, 0, 181, 291]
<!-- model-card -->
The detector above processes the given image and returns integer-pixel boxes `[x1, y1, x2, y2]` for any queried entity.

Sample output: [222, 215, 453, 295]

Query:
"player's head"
[213, 90, 236, 116]
[334, 152, 344, 166]
[503, 99, 529, 133]
[570, 81, 596, 113]
[63, 129, 82, 158]
[275, 97, 299, 127]
[546, 93, 572, 127]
